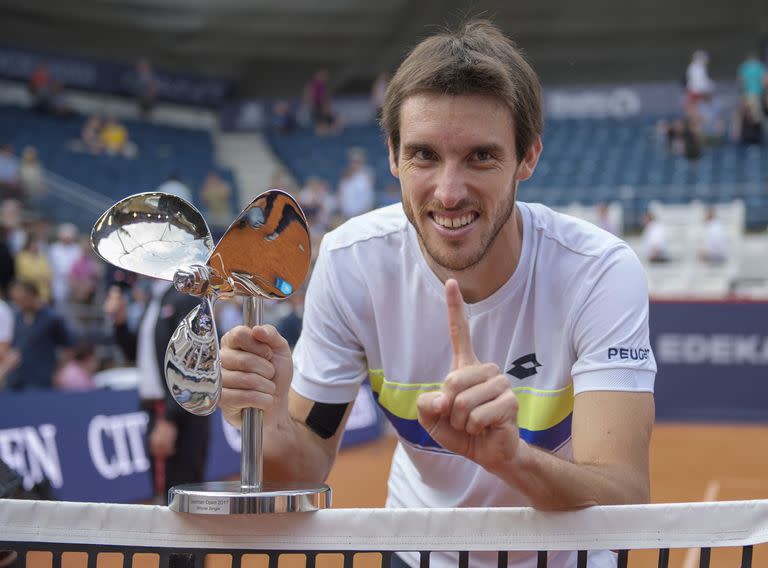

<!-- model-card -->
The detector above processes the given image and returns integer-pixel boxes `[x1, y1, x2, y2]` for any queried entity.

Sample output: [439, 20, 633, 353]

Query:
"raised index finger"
[445, 279, 478, 369]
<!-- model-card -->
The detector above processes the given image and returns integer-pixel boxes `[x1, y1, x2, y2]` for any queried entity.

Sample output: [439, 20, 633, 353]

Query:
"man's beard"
[402, 185, 517, 272]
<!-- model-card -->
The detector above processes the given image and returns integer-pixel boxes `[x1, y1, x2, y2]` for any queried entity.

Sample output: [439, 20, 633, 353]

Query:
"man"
[105, 280, 209, 503]
[5, 280, 73, 391]
[220, 20, 655, 568]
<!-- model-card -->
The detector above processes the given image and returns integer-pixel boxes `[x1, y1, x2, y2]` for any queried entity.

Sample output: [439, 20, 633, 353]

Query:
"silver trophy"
[91, 190, 331, 514]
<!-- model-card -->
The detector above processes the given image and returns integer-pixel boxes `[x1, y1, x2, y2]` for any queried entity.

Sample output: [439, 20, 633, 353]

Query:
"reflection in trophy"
[91, 189, 331, 514]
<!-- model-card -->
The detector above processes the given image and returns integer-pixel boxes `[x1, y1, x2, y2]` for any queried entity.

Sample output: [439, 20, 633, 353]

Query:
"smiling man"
[220, 19, 656, 568]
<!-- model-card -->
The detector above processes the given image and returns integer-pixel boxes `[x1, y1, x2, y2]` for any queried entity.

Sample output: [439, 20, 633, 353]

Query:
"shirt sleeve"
[569, 245, 657, 394]
[290, 239, 368, 404]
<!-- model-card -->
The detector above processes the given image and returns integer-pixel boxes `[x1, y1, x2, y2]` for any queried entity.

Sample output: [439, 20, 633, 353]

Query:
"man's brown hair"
[382, 19, 543, 162]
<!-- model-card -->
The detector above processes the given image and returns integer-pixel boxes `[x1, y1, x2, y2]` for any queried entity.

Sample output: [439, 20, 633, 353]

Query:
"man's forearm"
[489, 441, 650, 510]
[262, 416, 336, 483]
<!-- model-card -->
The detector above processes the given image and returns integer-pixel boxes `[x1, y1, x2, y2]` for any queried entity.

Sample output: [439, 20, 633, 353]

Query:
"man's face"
[389, 93, 539, 273]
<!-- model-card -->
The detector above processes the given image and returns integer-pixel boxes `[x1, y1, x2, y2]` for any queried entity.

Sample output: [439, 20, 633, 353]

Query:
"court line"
[682, 480, 721, 568]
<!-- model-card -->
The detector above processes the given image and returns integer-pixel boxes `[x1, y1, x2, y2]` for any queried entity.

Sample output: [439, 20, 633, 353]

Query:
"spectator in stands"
[698, 207, 727, 265]
[18, 146, 46, 204]
[69, 236, 102, 305]
[0, 144, 21, 199]
[298, 176, 336, 236]
[27, 61, 53, 110]
[54, 339, 99, 391]
[15, 237, 52, 304]
[27, 61, 72, 116]
[733, 99, 764, 146]
[156, 171, 193, 202]
[133, 58, 159, 120]
[337, 148, 375, 219]
[738, 52, 766, 120]
[199, 170, 234, 230]
[641, 211, 670, 263]
[596, 202, 620, 236]
[1, 200, 26, 255]
[371, 71, 390, 121]
[48, 223, 81, 310]
[665, 112, 703, 160]
[100, 116, 137, 158]
[0, 289, 16, 390]
[0, 228, 15, 297]
[104, 280, 210, 503]
[69, 114, 106, 154]
[305, 69, 330, 128]
[685, 50, 715, 113]
[271, 100, 298, 135]
[5, 280, 74, 391]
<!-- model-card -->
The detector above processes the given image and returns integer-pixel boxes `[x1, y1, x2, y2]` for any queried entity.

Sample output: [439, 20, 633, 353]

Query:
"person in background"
[18, 146, 46, 205]
[0, 227, 15, 297]
[737, 52, 766, 121]
[5, 280, 74, 391]
[156, 171, 193, 203]
[199, 170, 234, 230]
[104, 281, 210, 503]
[133, 58, 159, 120]
[0, 199, 26, 255]
[0, 145, 21, 200]
[100, 116, 137, 158]
[54, 339, 99, 391]
[69, 236, 102, 305]
[641, 211, 670, 263]
[699, 207, 727, 265]
[15, 237, 52, 305]
[371, 71, 390, 120]
[337, 148, 375, 220]
[0, 287, 16, 390]
[595, 202, 620, 236]
[685, 50, 715, 113]
[48, 223, 81, 310]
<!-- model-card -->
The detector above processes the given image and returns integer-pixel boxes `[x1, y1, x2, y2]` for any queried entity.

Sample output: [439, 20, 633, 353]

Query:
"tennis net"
[1, 498, 767, 567]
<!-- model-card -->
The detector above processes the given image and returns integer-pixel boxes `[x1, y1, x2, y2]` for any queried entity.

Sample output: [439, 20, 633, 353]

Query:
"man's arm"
[220, 324, 354, 484]
[487, 391, 653, 509]
[417, 279, 654, 509]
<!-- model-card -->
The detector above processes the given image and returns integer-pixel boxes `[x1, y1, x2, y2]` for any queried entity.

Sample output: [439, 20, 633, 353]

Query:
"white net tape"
[1, 498, 768, 552]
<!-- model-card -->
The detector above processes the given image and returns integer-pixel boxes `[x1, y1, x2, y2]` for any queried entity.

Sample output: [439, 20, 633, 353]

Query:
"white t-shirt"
[292, 202, 656, 568]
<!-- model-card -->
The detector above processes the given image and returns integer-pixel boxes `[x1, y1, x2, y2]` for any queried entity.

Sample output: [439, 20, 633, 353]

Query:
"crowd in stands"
[657, 47, 767, 161]
[0, 37, 766, 395]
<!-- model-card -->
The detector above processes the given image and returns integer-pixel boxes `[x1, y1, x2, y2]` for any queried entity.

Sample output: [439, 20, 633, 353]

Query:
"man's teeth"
[433, 214, 475, 229]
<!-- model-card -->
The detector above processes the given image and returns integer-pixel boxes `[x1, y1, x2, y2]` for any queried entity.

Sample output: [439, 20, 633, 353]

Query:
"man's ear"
[388, 138, 399, 178]
[515, 136, 543, 182]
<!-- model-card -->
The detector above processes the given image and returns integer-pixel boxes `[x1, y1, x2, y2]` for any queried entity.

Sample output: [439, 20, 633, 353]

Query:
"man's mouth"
[431, 212, 478, 229]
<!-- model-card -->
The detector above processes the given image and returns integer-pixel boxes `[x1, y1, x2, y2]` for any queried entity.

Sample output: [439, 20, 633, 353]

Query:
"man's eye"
[474, 151, 492, 161]
[414, 149, 435, 161]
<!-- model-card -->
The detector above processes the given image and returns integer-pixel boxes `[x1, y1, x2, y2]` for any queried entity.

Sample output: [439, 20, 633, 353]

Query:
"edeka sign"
[650, 302, 768, 422]
[0, 385, 381, 502]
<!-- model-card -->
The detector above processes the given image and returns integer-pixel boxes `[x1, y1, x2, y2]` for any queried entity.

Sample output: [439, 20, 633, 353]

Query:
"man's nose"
[433, 162, 468, 208]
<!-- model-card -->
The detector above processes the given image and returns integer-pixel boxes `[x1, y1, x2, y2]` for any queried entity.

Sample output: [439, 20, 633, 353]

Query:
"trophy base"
[168, 481, 331, 514]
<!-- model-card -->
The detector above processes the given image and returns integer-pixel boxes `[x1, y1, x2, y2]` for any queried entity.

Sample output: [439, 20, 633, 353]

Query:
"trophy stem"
[241, 297, 264, 490]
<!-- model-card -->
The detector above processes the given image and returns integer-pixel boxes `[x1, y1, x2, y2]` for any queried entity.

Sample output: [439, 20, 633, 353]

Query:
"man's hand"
[149, 418, 177, 458]
[416, 279, 521, 470]
[219, 324, 293, 429]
